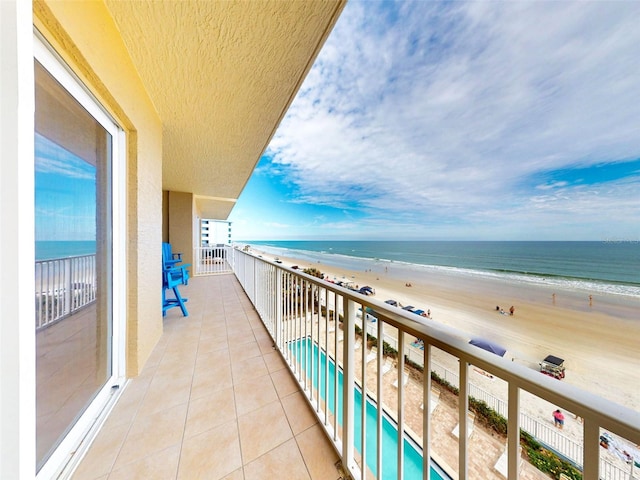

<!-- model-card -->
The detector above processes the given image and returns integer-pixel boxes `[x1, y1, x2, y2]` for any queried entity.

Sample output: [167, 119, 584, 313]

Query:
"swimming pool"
[290, 338, 447, 480]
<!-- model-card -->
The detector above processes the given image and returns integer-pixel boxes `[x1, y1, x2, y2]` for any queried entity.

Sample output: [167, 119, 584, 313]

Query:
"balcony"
[69, 251, 639, 480]
[71, 273, 342, 479]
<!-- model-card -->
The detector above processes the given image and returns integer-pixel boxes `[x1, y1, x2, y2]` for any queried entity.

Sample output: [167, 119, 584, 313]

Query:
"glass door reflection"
[34, 60, 113, 471]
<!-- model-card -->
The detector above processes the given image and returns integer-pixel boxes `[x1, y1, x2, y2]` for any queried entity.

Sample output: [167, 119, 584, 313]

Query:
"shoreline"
[247, 245, 640, 413]
[246, 242, 640, 299]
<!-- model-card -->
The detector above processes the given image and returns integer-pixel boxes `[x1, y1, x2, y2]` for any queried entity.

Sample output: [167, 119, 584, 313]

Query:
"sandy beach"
[249, 246, 640, 414]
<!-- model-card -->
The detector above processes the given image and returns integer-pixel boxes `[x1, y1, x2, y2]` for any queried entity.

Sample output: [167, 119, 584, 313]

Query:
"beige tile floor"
[72, 274, 344, 480]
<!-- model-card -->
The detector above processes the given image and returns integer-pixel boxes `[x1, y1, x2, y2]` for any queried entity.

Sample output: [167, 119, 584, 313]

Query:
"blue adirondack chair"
[162, 243, 190, 316]
[162, 265, 189, 316]
[162, 242, 183, 269]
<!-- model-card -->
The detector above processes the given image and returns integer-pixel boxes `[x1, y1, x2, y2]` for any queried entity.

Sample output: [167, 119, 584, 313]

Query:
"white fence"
[35, 254, 96, 330]
[193, 246, 233, 275]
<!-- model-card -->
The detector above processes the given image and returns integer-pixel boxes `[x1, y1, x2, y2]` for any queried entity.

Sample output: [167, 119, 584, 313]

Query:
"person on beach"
[553, 409, 565, 429]
[509, 305, 515, 316]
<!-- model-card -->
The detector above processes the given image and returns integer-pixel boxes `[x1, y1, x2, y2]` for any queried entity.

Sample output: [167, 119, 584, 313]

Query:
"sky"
[230, 1, 640, 241]
[35, 133, 97, 241]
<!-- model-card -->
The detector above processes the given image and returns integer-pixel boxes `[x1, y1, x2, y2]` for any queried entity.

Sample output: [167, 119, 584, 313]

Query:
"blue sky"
[35, 133, 96, 241]
[234, 1, 640, 241]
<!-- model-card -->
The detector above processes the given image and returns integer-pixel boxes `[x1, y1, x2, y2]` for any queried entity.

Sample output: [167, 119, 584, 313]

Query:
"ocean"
[244, 241, 640, 298]
[36, 240, 96, 261]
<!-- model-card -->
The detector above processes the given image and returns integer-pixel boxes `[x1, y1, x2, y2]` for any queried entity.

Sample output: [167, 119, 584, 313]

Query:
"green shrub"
[520, 430, 541, 450]
[468, 398, 507, 435]
[405, 356, 424, 373]
[430, 371, 459, 395]
[523, 445, 582, 480]
[520, 430, 582, 479]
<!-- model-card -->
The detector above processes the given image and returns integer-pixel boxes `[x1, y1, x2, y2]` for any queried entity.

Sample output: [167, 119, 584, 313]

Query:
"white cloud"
[262, 1, 640, 238]
[536, 181, 569, 191]
[36, 134, 96, 181]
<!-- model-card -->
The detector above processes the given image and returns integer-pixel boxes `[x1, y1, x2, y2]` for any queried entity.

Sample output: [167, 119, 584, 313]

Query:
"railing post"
[459, 359, 469, 480]
[63, 258, 71, 316]
[583, 419, 599, 480]
[377, 317, 384, 480]
[508, 382, 520, 480]
[272, 268, 284, 350]
[342, 298, 355, 473]
[397, 330, 405, 480]
[423, 343, 432, 480]
[251, 256, 256, 303]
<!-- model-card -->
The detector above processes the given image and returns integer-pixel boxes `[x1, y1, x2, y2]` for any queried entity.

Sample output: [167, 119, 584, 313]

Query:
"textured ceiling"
[104, 0, 345, 219]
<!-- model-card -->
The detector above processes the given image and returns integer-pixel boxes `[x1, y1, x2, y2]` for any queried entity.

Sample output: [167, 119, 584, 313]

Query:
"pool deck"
[72, 274, 549, 480]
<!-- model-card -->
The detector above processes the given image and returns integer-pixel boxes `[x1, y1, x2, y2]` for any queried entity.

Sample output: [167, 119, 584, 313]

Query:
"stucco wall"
[34, 0, 164, 377]
[168, 191, 195, 268]
[162, 190, 170, 243]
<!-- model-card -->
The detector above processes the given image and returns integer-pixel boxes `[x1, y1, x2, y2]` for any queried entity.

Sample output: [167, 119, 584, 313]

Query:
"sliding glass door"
[34, 36, 124, 474]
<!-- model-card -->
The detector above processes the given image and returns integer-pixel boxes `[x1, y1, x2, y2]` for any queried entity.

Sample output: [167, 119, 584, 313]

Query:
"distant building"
[201, 219, 232, 246]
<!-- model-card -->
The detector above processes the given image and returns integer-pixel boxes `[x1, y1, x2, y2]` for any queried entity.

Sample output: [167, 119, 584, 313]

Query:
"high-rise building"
[200, 219, 232, 246]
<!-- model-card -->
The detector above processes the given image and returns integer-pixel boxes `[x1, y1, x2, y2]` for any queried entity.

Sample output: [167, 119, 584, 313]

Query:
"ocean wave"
[246, 243, 640, 298]
[408, 264, 640, 298]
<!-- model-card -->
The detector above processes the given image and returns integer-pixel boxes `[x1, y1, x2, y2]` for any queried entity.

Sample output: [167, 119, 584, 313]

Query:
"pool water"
[290, 338, 447, 480]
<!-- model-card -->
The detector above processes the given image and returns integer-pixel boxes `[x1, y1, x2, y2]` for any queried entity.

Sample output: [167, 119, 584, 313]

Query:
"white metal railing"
[355, 311, 585, 468]
[231, 249, 640, 480]
[404, 337, 585, 466]
[193, 245, 233, 275]
[363, 305, 634, 479]
[600, 459, 636, 480]
[35, 254, 96, 330]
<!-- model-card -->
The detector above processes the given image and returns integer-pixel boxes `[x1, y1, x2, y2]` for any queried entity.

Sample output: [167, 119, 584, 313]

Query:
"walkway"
[73, 274, 342, 479]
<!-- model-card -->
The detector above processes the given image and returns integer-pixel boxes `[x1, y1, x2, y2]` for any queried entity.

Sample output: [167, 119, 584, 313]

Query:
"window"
[34, 34, 125, 476]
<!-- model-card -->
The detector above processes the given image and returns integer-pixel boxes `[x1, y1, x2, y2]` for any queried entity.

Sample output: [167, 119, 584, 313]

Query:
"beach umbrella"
[469, 338, 507, 357]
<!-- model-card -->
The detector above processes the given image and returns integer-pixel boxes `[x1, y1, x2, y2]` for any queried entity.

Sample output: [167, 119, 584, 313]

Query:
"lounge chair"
[392, 371, 409, 388]
[494, 447, 523, 479]
[381, 359, 393, 375]
[451, 412, 475, 439]
[420, 388, 440, 413]
[366, 347, 377, 363]
[494, 449, 508, 479]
